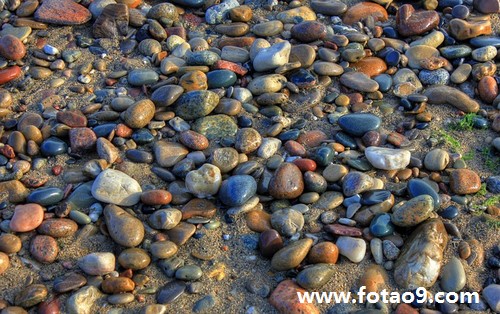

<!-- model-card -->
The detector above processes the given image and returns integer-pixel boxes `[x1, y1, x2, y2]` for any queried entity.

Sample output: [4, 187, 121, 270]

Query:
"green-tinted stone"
[192, 115, 238, 140]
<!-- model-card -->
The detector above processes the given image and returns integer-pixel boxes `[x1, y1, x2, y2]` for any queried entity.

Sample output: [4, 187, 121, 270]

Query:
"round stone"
[218, 175, 257, 207]
[0, 234, 22, 253]
[268, 163, 304, 199]
[307, 242, 339, 264]
[369, 213, 395, 237]
[118, 248, 151, 270]
[440, 257, 466, 292]
[271, 208, 304, 237]
[449, 169, 481, 194]
[174, 90, 220, 121]
[10, 203, 44, 232]
[0, 35, 26, 61]
[296, 264, 334, 290]
[121, 99, 155, 129]
[338, 113, 381, 137]
[336, 236, 366, 263]
[424, 149, 450, 171]
[78, 252, 115, 276]
[150, 240, 178, 259]
[148, 208, 182, 230]
[391, 195, 435, 227]
[91, 169, 142, 206]
[30, 235, 58, 264]
[127, 69, 159, 86]
[271, 238, 313, 271]
[185, 164, 222, 198]
[104, 204, 145, 247]
[175, 265, 202, 281]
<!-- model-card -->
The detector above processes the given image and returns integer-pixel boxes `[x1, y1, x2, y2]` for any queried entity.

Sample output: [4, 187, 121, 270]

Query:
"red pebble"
[293, 158, 317, 172]
[283, 140, 306, 157]
[0, 145, 15, 158]
[0, 66, 22, 85]
[52, 165, 63, 176]
[213, 60, 248, 76]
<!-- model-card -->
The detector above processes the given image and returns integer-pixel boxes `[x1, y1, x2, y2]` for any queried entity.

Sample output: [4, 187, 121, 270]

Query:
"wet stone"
[157, 281, 186, 304]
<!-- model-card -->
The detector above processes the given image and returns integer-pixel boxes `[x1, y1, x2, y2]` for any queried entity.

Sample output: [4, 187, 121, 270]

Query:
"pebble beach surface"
[0, 0, 499, 313]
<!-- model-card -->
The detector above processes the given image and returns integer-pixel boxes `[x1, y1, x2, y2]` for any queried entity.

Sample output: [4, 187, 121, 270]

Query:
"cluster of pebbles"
[0, 0, 499, 313]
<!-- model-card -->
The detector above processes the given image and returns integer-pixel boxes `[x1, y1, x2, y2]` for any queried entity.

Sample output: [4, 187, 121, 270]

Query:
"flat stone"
[37, 218, 78, 238]
[157, 281, 186, 304]
[342, 171, 374, 196]
[440, 257, 466, 292]
[219, 175, 257, 207]
[148, 208, 182, 230]
[343, 2, 388, 25]
[336, 236, 366, 263]
[269, 280, 319, 314]
[174, 90, 220, 120]
[104, 204, 144, 247]
[483, 284, 500, 313]
[30, 235, 58, 263]
[66, 286, 102, 314]
[350, 57, 387, 78]
[192, 115, 238, 140]
[253, 41, 291, 72]
[407, 178, 440, 208]
[396, 4, 439, 37]
[296, 264, 334, 290]
[185, 164, 222, 198]
[449, 18, 491, 41]
[424, 148, 450, 171]
[15, 284, 48, 308]
[424, 85, 480, 113]
[53, 273, 87, 293]
[405, 45, 440, 69]
[121, 99, 155, 128]
[365, 147, 411, 170]
[34, 0, 92, 25]
[311, 0, 347, 15]
[276, 6, 317, 23]
[394, 219, 448, 289]
[91, 169, 142, 206]
[291, 21, 327, 43]
[118, 248, 150, 270]
[449, 169, 481, 194]
[26, 187, 63, 206]
[391, 195, 435, 227]
[271, 238, 313, 270]
[340, 72, 379, 92]
[151, 85, 184, 107]
[78, 252, 115, 276]
[154, 141, 189, 168]
[474, 0, 500, 14]
[271, 208, 304, 236]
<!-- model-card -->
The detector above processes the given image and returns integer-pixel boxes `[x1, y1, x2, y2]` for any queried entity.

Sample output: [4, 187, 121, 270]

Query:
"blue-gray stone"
[205, 0, 239, 24]
[40, 137, 68, 156]
[470, 36, 500, 48]
[186, 51, 221, 66]
[170, 0, 204, 7]
[132, 129, 154, 144]
[419, 69, 449, 85]
[439, 206, 459, 220]
[370, 213, 394, 237]
[27, 187, 64, 206]
[218, 175, 257, 207]
[175, 265, 202, 281]
[334, 132, 357, 149]
[157, 280, 186, 304]
[314, 147, 334, 167]
[361, 190, 392, 205]
[241, 234, 259, 250]
[67, 182, 97, 210]
[207, 70, 237, 88]
[407, 179, 441, 208]
[343, 194, 361, 207]
[486, 176, 500, 193]
[337, 113, 381, 137]
[93, 124, 117, 137]
[439, 45, 472, 59]
[193, 294, 217, 313]
[438, 0, 462, 7]
[373, 74, 392, 92]
[128, 69, 159, 86]
[125, 149, 154, 164]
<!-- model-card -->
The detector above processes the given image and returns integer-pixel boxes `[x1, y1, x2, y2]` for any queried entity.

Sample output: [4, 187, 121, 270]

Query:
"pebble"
[91, 169, 142, 206]
[311, 0, 347, 15]
[307, 242, 338, 264]
[269, 163, 304, 199]
[440, 257, 466, 292]
[53, 272, 87, 293]
[259, 229, 283, 258]
[394, 219, 448, 289]
[296, 264, 334, 290]
[148, 208, 182, 230]
[27, 187, 63, 206]
[0, 234, 22, 253]
[365, 147, 411, 170]
[10, 203, 44, 232]
[449, 169, 481, 194]
[66, 286, 102, 314]
[483, 284, 500, 313]
[78, 252, 115, 276]
[253, 41, 291, 73]
[104, 204, 144, 247]
[271, 208, 304, 237]
[35, 0, 92, 25]
[193, 294, 217, 313]
[391, 195, 435, 227]
[336, 236, 366, 263]
[185, 164, 222, 198]
[37, 218, 78, 238]
[0, 35, 26, 61]
[219, 175, 257, 207]
[396, 4, 439, 37]
[276, 6, 317, 23]
[424, 84, 480, 113]
[343, 2, 388, 25]
[407, 179, 441, 208]
[176, 265, 202, 281]
[424, 148, 450, 171]
[102, 277, 135, 294]
[15, 284, 48, 308]
[360, 265, 388, 293]
[340, 72, 379, 93]
[157, 280, 186, 304]
[342, 171, 374, 197]
[269, 280, 319, 314]
[271, 238, 313, 271]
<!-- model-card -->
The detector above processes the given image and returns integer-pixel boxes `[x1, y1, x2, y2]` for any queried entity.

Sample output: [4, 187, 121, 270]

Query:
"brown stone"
[474, 0, 500, 14]
[179, 130, 209, 150]
[478, 76, 498, 103]
[166, 222, 196, 246]
[93, 3, 129, 38]
[290, 21, 327, 43]
[246, 210, 272, 232]
[69, 128, 97, 152]
[0, 234, 22, 254]
[30, 235, 58, 264]
[449, 169, 481, 195]
[449, 18, 492, 41]
[269, 280, 320, 314]
[101, 277, 135, 294]
[307, 242, 339, 264]
[0, 35, 26, 61]
[259, 229, 283, 258]
[179, 70, 208, 91]
[284, 140, 306, 157]
[0, 252, 9, 275]
[350, 57, 388, 78]
[359, 265, 388, 293]
[229, 5, 253, 22]
[268, 163, 304, 199]
[218, 37, 256, 48]
[37, 218, 78, 238]
[343, 2, 388, 25]
[56, 110, 87, 127]
[395, 303, 419, 314]
[34, 0, 92, 25]
[181, 199, 217, 220]
[0, 66, 22, 85]
[297, 131, 327, 147]
[141, 190, 172, 205]
[324, 224, 363, 237]
[396, 4, 439, 37]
